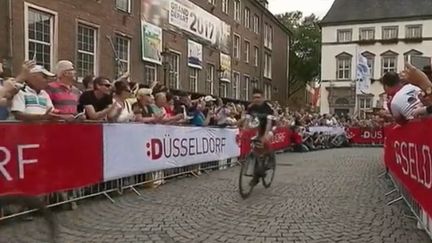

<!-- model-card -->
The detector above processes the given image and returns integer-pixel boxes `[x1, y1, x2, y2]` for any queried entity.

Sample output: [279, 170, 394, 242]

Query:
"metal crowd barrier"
[0, 158, 239, 221]
[386, 171, 432, 239]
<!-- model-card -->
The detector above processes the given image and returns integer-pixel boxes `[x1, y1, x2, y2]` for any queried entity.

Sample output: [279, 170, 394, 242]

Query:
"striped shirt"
[11, 85, 53, 116]
[46, 81, 81, 115]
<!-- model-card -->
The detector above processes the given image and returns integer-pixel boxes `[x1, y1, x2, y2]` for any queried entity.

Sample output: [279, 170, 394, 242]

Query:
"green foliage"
[277, 11, 321, 96]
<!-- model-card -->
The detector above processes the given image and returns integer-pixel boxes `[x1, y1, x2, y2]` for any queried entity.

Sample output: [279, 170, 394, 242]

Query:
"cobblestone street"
[0, 148, 430, 243]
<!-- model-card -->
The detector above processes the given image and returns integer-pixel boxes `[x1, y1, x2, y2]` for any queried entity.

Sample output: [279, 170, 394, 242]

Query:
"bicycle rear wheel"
[262, 154, 276, 188]
[239, 154, 257, 199]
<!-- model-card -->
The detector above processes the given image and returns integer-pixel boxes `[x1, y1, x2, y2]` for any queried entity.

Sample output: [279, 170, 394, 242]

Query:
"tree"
[277, 11, 321, 98]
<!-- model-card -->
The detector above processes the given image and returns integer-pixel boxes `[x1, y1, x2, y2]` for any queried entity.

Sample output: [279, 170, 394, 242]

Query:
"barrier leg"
[190, 171, 199, 178]
[385, 188, 398, 196]
[103, 192, 115, 204]
[387, 196, 403, 206]
[129, 186, 142, 196]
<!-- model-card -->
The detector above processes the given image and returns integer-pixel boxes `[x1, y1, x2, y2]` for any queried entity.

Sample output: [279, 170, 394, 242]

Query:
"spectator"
[0, 62, 9, 119]
[291, 126, 309, 152]
[381, 71, 422, 124]
[46, 60, 81, 115]
[78, 76, 114, 121]
[191, 98, 214, 126]
[152, 92, 183, 124]
[133, 88, 162, 123]
[10, 65, 69, 121]
[108, 81, 134, 122]
[82, 75, 94, 91]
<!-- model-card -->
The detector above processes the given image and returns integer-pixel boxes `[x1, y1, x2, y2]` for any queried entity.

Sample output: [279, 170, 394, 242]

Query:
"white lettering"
[394, 141, 401, 165]
[0, 146, 12, 181]
[408, 143, 417, 180]
[400, 142, 409, 175]
[422, 145, 432, 189]
[18, 144, 39, 179]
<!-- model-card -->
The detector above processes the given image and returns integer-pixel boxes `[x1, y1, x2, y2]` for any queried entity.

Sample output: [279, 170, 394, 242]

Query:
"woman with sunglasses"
[108, 81, 134, 122]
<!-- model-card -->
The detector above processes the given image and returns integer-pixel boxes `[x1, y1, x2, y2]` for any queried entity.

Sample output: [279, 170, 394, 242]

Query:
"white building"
[319, 0, 432, 116]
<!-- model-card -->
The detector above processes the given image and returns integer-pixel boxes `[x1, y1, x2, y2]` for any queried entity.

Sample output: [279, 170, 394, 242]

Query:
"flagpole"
[354, 45, 359, 118]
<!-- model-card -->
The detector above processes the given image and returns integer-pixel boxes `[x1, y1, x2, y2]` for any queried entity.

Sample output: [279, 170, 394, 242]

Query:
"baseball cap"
[137, 88, 153, 96]
[55, 60, 74, 76]
[203, 95, 216, 102]
[30, 65, 55, 77]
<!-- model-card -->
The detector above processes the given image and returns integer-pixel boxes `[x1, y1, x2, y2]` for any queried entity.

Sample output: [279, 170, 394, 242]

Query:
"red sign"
[239, 127, 292, 157]
[385, 119, 432, 217]
[346, 127, 384, 145]
[0, 123, 103, 196]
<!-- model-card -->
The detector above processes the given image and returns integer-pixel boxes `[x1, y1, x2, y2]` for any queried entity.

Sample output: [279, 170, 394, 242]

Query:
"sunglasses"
[101, 83, 111, 88]
[253, 96, 262, 99]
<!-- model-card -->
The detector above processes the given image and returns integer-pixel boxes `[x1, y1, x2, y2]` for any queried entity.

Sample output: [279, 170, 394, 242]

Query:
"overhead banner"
[356, 54, 371, 95]
[188, 40, 203, 69]
[141, 0, 231, 51]
[220, 53, 231, 82]
[103, 124, 240, 181]
[141, 21, 163, 64]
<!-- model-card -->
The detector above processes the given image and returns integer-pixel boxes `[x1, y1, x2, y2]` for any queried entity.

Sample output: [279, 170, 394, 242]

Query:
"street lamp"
[161, 47, 171, 87]
[217, 65, 225, 97]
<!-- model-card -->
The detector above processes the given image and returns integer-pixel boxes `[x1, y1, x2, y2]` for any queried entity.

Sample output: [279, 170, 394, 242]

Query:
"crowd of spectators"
[1, 59, 430, 155]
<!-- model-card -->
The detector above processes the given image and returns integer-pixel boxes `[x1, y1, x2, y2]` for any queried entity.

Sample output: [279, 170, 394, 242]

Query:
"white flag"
[356, 54, 371, 95]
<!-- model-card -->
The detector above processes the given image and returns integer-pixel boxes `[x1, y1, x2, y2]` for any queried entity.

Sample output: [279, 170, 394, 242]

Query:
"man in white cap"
[11, 65, 73, 121]
[46, 60, 81, 115]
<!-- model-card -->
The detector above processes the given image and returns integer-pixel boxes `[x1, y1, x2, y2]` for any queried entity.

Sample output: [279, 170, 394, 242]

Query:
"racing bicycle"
[239, 114, 277, 199]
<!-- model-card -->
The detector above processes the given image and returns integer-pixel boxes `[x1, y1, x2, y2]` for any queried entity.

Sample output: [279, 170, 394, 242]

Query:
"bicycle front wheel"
[262, 154, 276, 188]
[239, 154, 257, 199]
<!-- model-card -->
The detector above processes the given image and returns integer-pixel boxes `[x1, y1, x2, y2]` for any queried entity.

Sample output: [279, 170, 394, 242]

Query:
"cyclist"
[244, 88, 277, 186]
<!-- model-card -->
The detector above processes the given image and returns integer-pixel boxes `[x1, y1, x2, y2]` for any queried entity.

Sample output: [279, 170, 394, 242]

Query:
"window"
[404, 49, 423, 62]
[222, 0, 229, 14]
[336, 53, 352, 80]
[234, 0, 241, 22]
[26, 6, 55, 70]
[264, 24, 273, 49]
[77, 24, 97, 79]
[406, 25, 422, 39]
[244, 8, 250, 29]
[253, 15, 259, 33]
[233, 72, 240, 99]
[382, 26, 398, 40]
[337, 29, 352, 42]
[359, 97, 372, 119]
[115, 35, 130, 77]
[254, 46, 259, 66]
[264, 83, 272, 100]
[144, 64, 157, 84]
[208, 0, 215, 5]
[189, 68, 199, 92]
[220, 82, 228, 97]
[359, 28, 375, 41]
[382, 56, 397, 75]
[116, 0, 131, 13]
[233, 34, 240, 59]
[264, 53, 272, 79]
[251, 78, 258, 97]
[244, 41, 250, 63]
[168, 52, 180, 89]
[242, 75, 250, 100]
[206, 64, 215, 95]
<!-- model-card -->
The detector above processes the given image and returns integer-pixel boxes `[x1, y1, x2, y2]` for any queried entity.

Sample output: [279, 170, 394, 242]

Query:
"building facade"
[0, 0, 290, 104]
[319, 0, 432, 116]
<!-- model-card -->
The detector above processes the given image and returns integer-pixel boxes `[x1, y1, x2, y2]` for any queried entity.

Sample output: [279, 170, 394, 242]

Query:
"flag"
[356, 54, 371, 95]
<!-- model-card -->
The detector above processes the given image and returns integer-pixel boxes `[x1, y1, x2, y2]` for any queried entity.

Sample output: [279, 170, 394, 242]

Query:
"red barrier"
[239, 127, 292, 157]
[0, 123, 103, 196]
[384, 119, 432, 217]
[346, 127, 384, 145]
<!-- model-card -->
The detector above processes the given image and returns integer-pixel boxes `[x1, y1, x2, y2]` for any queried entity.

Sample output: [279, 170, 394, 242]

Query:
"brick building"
[0, 0, 290, 104]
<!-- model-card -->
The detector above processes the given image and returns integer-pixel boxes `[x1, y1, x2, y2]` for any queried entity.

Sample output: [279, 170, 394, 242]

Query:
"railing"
[0, 122, 387, 221]
[383, 119, 432, 240]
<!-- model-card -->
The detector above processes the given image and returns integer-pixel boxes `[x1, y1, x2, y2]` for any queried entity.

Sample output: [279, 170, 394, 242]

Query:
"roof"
[321, 0, 432, 26]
